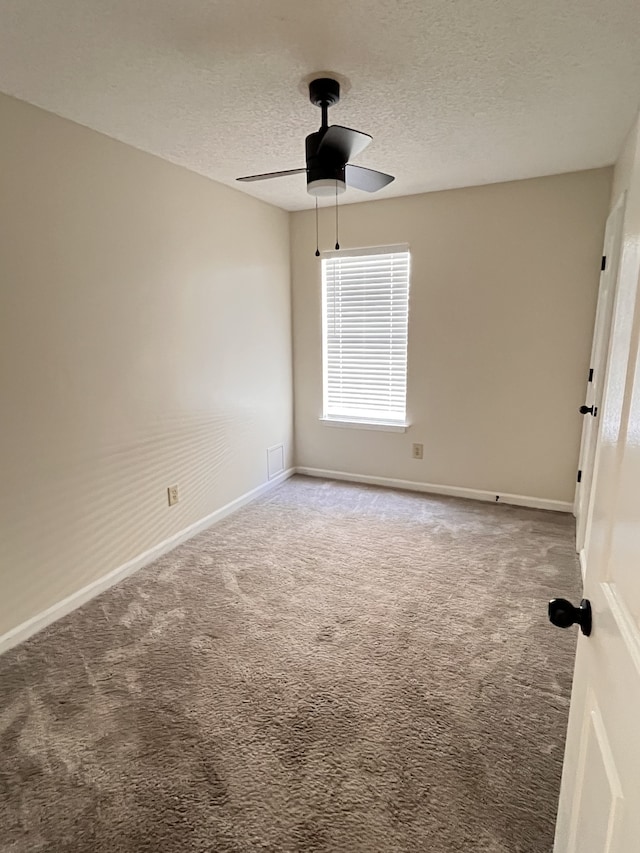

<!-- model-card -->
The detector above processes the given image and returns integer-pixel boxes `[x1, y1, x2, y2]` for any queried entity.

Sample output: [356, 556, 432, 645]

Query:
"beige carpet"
[0, 476, 580, 853]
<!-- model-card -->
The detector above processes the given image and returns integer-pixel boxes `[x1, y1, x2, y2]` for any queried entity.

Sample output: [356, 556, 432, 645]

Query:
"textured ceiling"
[0, 0, 639, 210]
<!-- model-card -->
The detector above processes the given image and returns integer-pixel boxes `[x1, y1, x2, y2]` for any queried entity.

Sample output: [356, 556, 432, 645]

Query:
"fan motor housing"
[305, 131, 347, 196]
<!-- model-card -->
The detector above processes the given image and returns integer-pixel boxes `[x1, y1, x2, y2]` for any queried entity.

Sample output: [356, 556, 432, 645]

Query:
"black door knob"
[579, 404, 597, 416]
[548, 598, 592, 636]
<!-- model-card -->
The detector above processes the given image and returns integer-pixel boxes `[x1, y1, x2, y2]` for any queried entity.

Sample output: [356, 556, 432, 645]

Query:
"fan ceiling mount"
[237, 77, 395, 197]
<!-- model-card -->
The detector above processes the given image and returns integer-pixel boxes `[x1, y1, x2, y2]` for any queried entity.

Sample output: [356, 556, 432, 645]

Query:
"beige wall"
[0, 94, 293, 638]
[291, 169, 612, 503]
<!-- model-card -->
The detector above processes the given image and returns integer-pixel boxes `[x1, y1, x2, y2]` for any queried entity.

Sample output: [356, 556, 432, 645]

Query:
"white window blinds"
[322, 246, 410, 424]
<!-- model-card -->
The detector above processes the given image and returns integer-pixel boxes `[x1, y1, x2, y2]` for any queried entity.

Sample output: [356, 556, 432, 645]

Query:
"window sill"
[319, 417, 409, 433]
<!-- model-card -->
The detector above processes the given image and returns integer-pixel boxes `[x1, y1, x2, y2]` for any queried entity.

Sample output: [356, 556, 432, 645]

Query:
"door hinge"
[588, 368, 594, 383]
[601, 255, 607, 271]
[577, 469, 582, 483]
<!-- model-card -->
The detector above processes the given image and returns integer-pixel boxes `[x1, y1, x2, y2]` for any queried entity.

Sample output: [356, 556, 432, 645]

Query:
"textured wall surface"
[291, 169, 612, 503]
[0, 0, 639, 209]
[0, 93, 293, 638]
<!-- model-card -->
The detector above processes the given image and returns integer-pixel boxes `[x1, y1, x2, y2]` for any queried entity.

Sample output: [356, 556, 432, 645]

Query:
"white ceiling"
[1, 0, 639, 211]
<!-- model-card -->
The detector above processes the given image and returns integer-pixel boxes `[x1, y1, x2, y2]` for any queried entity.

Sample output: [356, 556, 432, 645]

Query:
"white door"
[574, 196, 625, 554]
[553, 193, 640, 852]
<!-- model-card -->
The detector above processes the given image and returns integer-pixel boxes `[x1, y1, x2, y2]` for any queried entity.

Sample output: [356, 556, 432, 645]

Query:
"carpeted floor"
[0, 476, 580, 853]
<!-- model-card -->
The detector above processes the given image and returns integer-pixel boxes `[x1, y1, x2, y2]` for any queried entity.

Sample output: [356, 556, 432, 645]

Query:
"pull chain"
[335, 181, 340, 250]
[315, 197, 320, 257]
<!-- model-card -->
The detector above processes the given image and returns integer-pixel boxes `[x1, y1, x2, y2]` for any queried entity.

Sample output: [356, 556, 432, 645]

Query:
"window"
[321, 245, 410, 429]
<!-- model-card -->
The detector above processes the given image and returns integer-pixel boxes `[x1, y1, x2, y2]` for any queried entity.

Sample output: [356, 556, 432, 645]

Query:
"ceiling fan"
[237, 77, 395, 197]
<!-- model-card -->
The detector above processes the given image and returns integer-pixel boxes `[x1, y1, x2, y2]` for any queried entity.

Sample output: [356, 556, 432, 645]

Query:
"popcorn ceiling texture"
[0, 0, 639, 210]
[0, 477, 580, 852]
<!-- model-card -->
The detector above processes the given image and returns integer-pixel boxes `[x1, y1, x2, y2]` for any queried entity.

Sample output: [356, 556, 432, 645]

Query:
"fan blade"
[317, 126, 372, 163]
[345, 164, 395, 192]
[237, 168, 306, 183]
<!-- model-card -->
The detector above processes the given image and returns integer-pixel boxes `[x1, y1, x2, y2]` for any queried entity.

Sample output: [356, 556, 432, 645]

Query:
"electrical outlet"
[412, 443, 424, 460]
[167, 485, 179, 506]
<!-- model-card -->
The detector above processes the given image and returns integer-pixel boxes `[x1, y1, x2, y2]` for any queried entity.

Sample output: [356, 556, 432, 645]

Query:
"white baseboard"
[0, 468, 295, 656]
[295, 467, 573, 513]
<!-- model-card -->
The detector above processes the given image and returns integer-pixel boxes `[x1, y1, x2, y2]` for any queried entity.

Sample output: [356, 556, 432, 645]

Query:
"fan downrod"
[309, 77, 340, 128]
